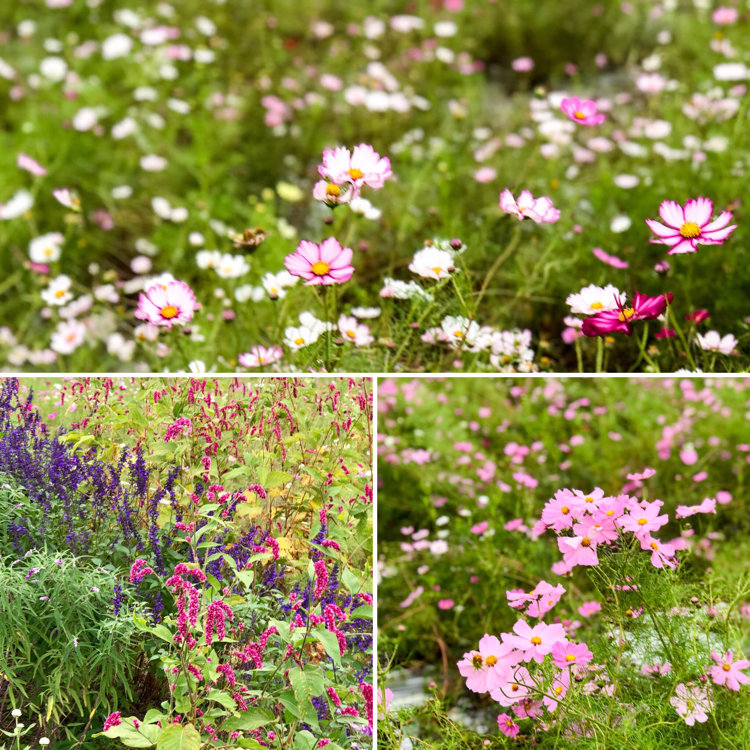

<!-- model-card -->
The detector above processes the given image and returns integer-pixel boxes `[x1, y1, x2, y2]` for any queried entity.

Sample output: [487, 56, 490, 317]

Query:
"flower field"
[0, 376, 373, 749]
[377, 377, 750, 748]
[1, 1, 748, 373]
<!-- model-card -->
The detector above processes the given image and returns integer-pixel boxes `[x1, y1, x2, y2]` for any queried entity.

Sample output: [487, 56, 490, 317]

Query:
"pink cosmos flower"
[238, 346, 283, 368]
[338, 315, 374, 346]
[645, 198, 736, 255]
[506, 580, 566, 618]
[497, 713, 520, 738]
[17, 153, 47, 176]
[639, 535, 678, 569]
[560, 97, 606, 126]
[578, 601, 601, 618]
[710, 651, 750, 690]
[626, 468, 656, 481]
[696, 330, 738, 355]
[541, 488, 586, 531]
[499, 189, 560, 223]
[619, 500, 668, 539]
[490, 665, 533, 706]
[457, 635, 517, 694]
[581, 292, 673, 337]
[551, 641, 593, 669]
[641, 661, 672, 677]
[284, 238, 354, 286]
[592, 247, 628, 269]
[543, 669, 571, 712]
[502, 620, 567, 663]
[558, 535, 599, 568]
[670, 683, 711, 725]
[675, 498, 716, 519]
[312, 179, 355, 207]
[318, 144, 392, 190]
[135, 280, 197, 328]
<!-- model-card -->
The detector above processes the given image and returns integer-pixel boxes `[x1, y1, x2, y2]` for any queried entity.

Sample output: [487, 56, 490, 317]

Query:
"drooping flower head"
[560, 96, 606, 126]
[581, 291, 673, 337]
[135, 279, 197, 328]
[645, 198, 736, 254]
[284, 238, 354, 286]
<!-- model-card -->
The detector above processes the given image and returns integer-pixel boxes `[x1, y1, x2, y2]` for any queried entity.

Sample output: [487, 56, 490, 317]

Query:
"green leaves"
[288, 664, 326, 704]
[156, 724, 201, 750]
[220, 708, 275, 732]
[95, 718, 159, 747]
[312, 627, 342, 668]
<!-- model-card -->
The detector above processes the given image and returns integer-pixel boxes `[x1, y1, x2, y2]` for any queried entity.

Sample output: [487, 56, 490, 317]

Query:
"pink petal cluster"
[315, 143, 392, 205]
[710, 651, 750, 691]
[581, 291, 673, 337]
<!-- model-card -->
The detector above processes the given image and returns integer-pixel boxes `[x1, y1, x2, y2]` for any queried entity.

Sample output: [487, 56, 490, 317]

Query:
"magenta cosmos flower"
[135, 279, 197, 328]
[284, 238, 354, 286]
[318, 144, 392, 191]
[560, 96, 606, 126]
[646, 198, 736, 254]
[581, 291, 673, 337]
[710, 651, 750, 691]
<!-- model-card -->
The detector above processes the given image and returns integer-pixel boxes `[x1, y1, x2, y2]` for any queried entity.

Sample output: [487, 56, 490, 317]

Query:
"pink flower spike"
[284, 238, 354, 286]
[646, 198, 736, 255]
[560, 96, 606, 126]
[135, 279, 198, 328]
[710, 651, 750, 690]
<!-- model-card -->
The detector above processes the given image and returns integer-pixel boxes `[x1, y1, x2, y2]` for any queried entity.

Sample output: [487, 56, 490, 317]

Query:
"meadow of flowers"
[1, 0, 748, 373]
[377, 376, 750, 748]
[0, 376, 373, 749]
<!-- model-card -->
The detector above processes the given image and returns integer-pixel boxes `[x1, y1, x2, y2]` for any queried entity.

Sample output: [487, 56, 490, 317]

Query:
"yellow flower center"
[326, 183, 342, 197]
[160, 305, 178, 319]
[589, 301, 604, 310]
[565, 654, 576, 662]
[55, 289, 66, 298]
[431, 266, 443, 275]
[453, 330, 464, 338]
[561, 506, 569, 515]
[506, 719, 514, 727]
[347, 168, 364, 180]
[346, 330, 356, 339]
[650, 541, 659, 550]
[581, 537, 591, 547]
[637, 518, 648, 526]
[485, 655, 498, 667]
[618, 307, 636, 322]
[723, 663, 732, 672]
[471, 654, 483, 669]
[606, 509, 615, 516]
[555, 685, 564, 695]
[510, 683, 520, 692]
[531, 636, 542, 645]
[44, 247, 53, 257]
[585, 496, 594, 503]
[294, 337, 305, 345]
[311, 261, 330, 276]
[574, 111, 586, 120]
[679, 221, 701, 239]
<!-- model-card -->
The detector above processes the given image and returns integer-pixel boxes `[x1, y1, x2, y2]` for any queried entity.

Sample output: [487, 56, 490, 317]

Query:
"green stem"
[595, 336, 604, 373]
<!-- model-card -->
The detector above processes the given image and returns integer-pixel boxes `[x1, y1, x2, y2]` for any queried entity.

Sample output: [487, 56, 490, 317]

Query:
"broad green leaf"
[341, 569, 360, 594]
[313, 628, 341, 668]
[293, 730, 316, 750]
[350, 605, 373, 619]
[266, 470, 293, 488]
[288, 665, 325, 704]
[156, 724, 201, 750]
[94, 718, 158, 747]
[206, 688, 237, 712]
[220, 708, 275, 732]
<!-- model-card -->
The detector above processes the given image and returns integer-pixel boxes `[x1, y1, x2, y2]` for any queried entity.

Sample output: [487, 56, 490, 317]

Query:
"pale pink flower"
[499, 189, 560, 223]
[284, 238, 354, 285]
[675, 498, 717, 519]
[577, 601, 601, 618]
[541, 488, 586, 531]
[17, 153, 47, 176]
[543, 669, 571, 712]
[52, 188, 82, 211]
[312, 179, 355, 207]
[619, 500, 668, 538]
[696, 330, 738, 355]
[318, 144, 392, 190]
[639, 535, 678, 569]
[558, 535, 599, 567]
[502, 620, 567, 663]
[457, 635, 515, 694]
[646, 198, 736, 255]
[670, 683, 711, 725]
[490, 665, 532, 706]
[551, 641, 593, 669]
[560, 97, 606, 125]
[238, 346, 283, 368]
[710, 651, 750, 690]
[50, 320, 86, 354]
[338, 315, 374, 346]
[135, 280, 198, 328]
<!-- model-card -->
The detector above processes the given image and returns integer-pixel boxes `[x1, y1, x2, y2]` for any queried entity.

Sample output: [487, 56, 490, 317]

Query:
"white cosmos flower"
[0, 189, 34, 219]
[215, 253, 250, 279]
[50, 320, 86, 354]
[41, 275, 73, 306]
[261, 270, 297, 299]
[566, 284, 625, 315]
[408, 247, 455, 280]
[696, 331, 737, 355]
[29, 232, 64, 263]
